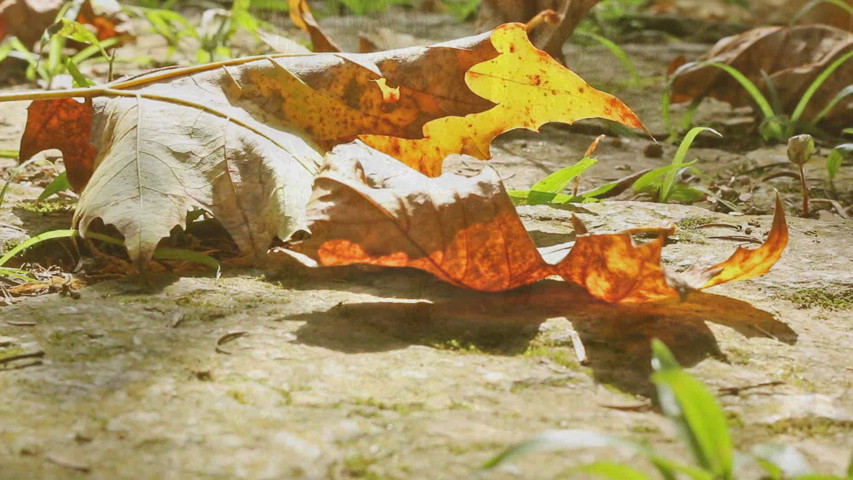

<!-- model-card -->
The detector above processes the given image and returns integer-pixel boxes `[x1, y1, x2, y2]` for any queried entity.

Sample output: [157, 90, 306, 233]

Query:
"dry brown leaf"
[670, 25, 853, 130]
[0, 0, 62, 46]
[0, 0, 130, 47]
[700, 195, 788, 289]
[297, 142, 554, 291]
[288, 0, 341, 53]
[20, 98, 96, 192]
[291, 143, 789, 304]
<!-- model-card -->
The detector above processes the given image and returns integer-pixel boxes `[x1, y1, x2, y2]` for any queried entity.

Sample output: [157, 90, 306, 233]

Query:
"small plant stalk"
[798, 165, 809, 217]
[787, 134, 815, 217]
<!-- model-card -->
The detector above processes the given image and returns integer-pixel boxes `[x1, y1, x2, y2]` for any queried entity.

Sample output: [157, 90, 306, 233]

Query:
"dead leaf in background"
[20, 98, 96, 191]
[476, 0, 602, 64]
[663, 0, 852, 30]
[288, 0, 341, 53]
[671, 25, 853, 130]
[0, 0, 62, 46]
[292, 143, 788, 304]
[0, 0, 130, 47]
[15, 24, 642, 268]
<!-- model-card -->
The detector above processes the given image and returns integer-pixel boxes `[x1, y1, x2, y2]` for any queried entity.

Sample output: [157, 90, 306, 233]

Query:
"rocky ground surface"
[1, 10, 851, 480]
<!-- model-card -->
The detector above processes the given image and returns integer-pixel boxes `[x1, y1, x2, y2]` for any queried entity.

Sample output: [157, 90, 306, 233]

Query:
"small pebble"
[643, 143, 663, 158]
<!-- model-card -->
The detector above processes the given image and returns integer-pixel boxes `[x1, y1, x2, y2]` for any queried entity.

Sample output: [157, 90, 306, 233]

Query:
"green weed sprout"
[632, 126, 720, 204]
[663, 51, 853, 142]
[128, 0, 270, 64]
[508, 136, 614, 206]
[0, 0, 120, 88]
[484, 340, 851, 480]
[826, 143, 852, 185]
[508, 157, 599, 206]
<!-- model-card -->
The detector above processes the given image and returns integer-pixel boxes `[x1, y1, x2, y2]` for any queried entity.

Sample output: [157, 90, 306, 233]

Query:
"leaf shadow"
[285, 273, 796, 397]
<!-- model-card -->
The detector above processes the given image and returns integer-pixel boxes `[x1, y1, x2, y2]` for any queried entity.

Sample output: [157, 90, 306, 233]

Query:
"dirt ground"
[1, 9, 851, 480]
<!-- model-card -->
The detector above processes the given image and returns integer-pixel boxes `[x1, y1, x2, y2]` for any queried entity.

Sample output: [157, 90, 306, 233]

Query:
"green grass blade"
[37, 171, 71, 203]
[648, 455, 715, 480]
[483, 429, 639, 469]
[651, 340, 734, 480]
[0, 266, 37, 282]
[0, 229, 76, 267]
[760, 69, 784, 115]
[581, 180, 620, 199]
[808, 84, 853, 128]
[64, 57, 96, 87]
[702, 62, 775, 118]
[576, 31, 640, 84]
[153, 247, 221, 278]
[0, 150, 18, 159]
[0, 228, 220, 277]
[791, 50, 853, 124]
[848, 450, 852, 479]
[632, 160, 698, 195]
[532, 157, 598, 193]
[661, 127, 720, 202]
[826, 144, 853, 182]
[0, 156, 59, 210]
[751, 443, 813, 478]
[574, 461, 656, 480]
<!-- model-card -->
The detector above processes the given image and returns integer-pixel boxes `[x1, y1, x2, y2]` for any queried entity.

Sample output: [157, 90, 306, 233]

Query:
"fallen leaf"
[359, 23, 644, 176]
[297, 142, 554, 291]
[0, 0, 62, 46]
[0, 0, 129, 47]
[20, 98, 96, 192]
[555, 227, 681, 303]
[700, 195, 788, 289]
[288, 0, 341, 53]
[14, 24, 640, 268]
[291, 142, 788, 304]
[75, 0, 132, 42]
[670, 25, 853, 130]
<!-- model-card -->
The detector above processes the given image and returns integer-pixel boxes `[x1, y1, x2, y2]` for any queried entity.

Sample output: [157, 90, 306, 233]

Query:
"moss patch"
[786, 288, 853, 310]
[523, 345, 579, 370]
[676, 216, 716, 231]
[16, 200, 74, 215]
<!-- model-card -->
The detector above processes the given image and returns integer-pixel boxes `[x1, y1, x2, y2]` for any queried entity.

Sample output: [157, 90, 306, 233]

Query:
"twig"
[697, 223, 741, 231]
[717, 380, 784, 396]
[707, 235, 763, 244]
[761, 171, 800, 182]
[810, 198, 850, 219]
[215, 331, 247, 355]
[599, 401, 652, 412]
[46, 454, 91, 473]
[0, 350, 45, 365]
[6, 320, 37, 326]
